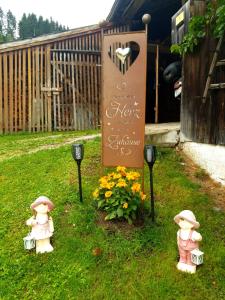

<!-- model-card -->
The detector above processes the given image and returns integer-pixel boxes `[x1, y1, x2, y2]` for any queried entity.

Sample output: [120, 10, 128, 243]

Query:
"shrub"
[93, 166, 146, 224]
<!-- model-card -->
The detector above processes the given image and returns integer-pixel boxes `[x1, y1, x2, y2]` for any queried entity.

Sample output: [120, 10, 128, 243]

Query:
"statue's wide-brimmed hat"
[31, 196, 54, 211]
[174, 210, 200, 229]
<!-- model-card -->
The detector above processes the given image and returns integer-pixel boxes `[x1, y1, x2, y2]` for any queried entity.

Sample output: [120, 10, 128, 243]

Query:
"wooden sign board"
[102, 32, 147, 168]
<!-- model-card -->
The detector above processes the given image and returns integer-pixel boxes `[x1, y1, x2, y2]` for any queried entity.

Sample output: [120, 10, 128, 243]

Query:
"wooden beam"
[155, 45, 159, 124]
[210, 83, 225, 89]
[51, 49, 101, 55]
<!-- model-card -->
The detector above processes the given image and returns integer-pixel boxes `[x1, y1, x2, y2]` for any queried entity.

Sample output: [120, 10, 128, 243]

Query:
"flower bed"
[93, 166, 146, 224]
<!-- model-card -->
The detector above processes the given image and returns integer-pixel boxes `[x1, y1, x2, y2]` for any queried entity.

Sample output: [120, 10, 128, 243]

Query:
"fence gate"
[51, 49, 101, 131]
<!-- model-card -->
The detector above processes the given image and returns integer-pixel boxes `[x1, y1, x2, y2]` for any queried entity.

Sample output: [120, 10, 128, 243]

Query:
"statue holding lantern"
[24, 196, 54, 254]
[174, 210, 203, 273]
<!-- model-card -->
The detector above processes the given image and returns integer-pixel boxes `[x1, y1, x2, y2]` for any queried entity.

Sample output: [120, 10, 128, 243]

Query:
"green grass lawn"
[0, 132, 225, 300]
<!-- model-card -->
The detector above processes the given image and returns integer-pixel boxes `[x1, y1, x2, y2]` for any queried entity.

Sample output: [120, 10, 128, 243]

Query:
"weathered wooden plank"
[83, 36, 88, 129]
[46, 45, 52, 131]
[64, 41, 69, 130]
[210, 83, 225, 89]
[78, 37, 84, 130]
[14, 51, 18, 132]
[3, 53, 8, 133]
[28, 48, 32, 132]
[0, 54, 2, 134]
[71, 52, 77, 130]
[88, 34, 92, 128]
[97, 32, 101, 128]
[9, 52, 13, 132]
[22, 49, 26, 131]
[59, 42, 64, 130]
[216, 60, 225, 66]
[32, 49, 36, 131]
[40, 46, 44, 131]
[18, 50, 22, 130]
[155, 45, 159, 124]
[52, 51, 57, 130]
[74, 37, 80, 130]
[56, 49, 62, 131]
[36, 47, 40, 132]
[43, 47, 48, 131]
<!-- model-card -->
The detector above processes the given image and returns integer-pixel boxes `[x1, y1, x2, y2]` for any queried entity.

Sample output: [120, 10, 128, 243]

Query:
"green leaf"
[97, 200, 104, 208]
[117, 208, 123, 217]
[105, 211, 117, 220]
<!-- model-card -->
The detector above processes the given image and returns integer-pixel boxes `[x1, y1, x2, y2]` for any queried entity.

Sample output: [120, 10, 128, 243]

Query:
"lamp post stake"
[77, 161, 83, 203]
[149, 165, 155, 222]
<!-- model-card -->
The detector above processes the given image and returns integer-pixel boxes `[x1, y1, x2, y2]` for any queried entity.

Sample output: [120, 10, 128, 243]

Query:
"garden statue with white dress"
[25, 196, 54, 254]
[174, 210, 203, 274]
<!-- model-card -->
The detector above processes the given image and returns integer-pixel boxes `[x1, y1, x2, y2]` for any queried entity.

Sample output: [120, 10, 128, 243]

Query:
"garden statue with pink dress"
[25, 196, 54, 254]
[174, 210, 203, 274]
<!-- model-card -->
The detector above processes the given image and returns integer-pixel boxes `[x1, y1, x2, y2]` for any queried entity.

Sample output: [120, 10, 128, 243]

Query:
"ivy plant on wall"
[171, 0, 225, 55]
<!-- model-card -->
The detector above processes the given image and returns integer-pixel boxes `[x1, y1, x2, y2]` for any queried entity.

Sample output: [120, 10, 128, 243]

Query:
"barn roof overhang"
[107, 0, 182, 43]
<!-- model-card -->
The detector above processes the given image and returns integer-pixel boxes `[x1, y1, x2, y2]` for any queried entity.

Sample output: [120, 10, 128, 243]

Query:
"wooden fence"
[0, 24, 129, 134]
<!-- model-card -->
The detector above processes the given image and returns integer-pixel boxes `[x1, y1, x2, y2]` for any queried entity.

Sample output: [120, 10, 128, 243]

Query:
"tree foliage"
[171, 0, 225, 55]
[18, 13, 68, 39]
[0, 8, 16, 42]
[0, 6, 69, 43]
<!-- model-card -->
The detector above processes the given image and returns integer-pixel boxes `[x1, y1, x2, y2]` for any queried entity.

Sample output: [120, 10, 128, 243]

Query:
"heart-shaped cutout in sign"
[115, 47, 131, 64]
[108, 41, 140, 74]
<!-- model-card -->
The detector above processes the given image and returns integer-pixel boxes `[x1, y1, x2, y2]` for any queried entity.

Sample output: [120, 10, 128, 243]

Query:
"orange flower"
[131, 183, 141, 193]
[140, 191, 146, 201]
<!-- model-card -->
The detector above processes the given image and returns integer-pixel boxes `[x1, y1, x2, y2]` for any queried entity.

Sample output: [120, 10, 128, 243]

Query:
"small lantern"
[144, 145, 157, 167]
[23, 234, 35, 250]
[191, 249, 204, 265]
[71, 144, 84, 162]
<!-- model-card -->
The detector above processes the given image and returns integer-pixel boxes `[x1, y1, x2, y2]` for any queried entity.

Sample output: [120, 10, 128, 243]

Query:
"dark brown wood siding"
[181, 0, 225, 145]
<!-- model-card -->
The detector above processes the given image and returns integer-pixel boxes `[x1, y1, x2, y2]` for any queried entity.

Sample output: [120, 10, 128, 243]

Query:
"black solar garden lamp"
[144, 145, 157, 222]
[71, 144, 84, 203]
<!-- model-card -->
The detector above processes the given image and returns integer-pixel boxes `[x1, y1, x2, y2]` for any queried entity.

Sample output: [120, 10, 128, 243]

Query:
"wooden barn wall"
[181, 1, 225, 145]
[0, 25, 129, 133]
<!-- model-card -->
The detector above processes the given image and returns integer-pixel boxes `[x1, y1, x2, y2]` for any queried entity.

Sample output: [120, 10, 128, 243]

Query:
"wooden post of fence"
[0, 54, 2, 134]
[46, 45, 52, 131]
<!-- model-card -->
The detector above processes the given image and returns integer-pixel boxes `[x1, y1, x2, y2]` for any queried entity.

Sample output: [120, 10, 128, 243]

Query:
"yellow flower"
[126, 171, 141, 180]
[105, 191, 113, 198]
[126, 173, 135, 181]
[93, 189, 99, 198]
[100, 182, 109, 189]
[116, 180, 127, 188]
[131, 183, 141, 193]
[140, 191, 146, 201]
[116, 166, 126, 172]
[113, 173, 122, 180]
[123, 202, 128, 209]
[116, 166, 127, 176]
[108, 181, 115, 189]
[108, 172, 115, 178]
[131, 171, 141, 180]
[99, 176, 108, 184]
